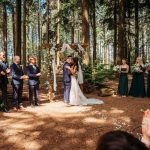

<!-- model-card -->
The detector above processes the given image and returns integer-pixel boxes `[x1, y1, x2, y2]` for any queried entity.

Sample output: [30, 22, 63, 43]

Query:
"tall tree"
[71, 10, 75, 43]
[38, 0, 41, 69]
[134, 0, 139, 58]
[81, 0, 90, 65]
[113, 0, 117, 64]
[117, 0, 125, 64]
[11, 0, 16, 55]
[92, 0, 97, 63]
[56, 0, 60, 44]
[127, 0, 131, 66]
[15, 0, 22, 58]
[23, 0, 26, 72]
[56, 0, 60, 67]
[2, 2, 7, 59]
[46, 0, 53, 99]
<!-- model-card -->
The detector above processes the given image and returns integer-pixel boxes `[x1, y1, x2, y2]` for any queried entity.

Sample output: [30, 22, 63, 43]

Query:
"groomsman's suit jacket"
[10, 63, 24, 85]
[0, 61, 8, 108]
[26, 64, 40, 86]
[0, 61, 9, 85]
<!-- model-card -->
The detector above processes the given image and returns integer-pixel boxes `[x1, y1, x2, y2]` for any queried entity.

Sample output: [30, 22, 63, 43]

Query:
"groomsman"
[26, 56, 41, 107]
[0, 51, 10, 112]
[10, 56, 27, 111]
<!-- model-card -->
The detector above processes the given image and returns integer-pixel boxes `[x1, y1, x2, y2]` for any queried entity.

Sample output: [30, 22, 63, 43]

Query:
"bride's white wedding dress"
[69, 75, 104, 106]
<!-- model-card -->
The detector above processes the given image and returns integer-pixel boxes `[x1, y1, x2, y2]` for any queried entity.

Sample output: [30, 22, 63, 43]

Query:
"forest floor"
[0, 79, 150, 150]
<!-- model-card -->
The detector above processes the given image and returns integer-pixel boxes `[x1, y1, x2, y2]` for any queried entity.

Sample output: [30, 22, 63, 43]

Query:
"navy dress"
[118, 67, 128, 96]
[129, 65, 146, 97]
[147, 70, 150, 98]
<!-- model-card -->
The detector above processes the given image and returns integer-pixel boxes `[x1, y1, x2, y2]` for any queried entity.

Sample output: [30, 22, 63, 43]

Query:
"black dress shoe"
[30, 104, 35, 108]
[35, 103, 40, 106]
[3, 108, 9, 113]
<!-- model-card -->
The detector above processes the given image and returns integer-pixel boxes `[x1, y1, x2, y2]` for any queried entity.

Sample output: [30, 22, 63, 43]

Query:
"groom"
[63, 56, 72, 104]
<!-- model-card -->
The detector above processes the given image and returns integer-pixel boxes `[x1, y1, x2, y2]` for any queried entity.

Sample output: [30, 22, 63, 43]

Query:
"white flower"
[113, 65, 120, 72]
[131, 64, 141, 73]
[144, 63, 150, 68]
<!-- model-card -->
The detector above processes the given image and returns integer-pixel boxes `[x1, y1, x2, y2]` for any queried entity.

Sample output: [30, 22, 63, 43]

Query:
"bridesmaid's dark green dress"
[147, 70, 150, 98]
[118, 68, 128, 96]
[129, 65, 146, 97]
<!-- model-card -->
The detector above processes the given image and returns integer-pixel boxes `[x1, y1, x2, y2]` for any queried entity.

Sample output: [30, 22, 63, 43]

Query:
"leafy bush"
[83, 64, 114, 85]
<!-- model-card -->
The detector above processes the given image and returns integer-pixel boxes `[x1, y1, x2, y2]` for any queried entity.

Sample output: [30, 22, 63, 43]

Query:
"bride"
[66, 57, 104, 106]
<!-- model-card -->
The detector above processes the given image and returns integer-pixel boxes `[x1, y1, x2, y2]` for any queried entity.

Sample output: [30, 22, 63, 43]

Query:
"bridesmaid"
[147, 67, 150, 98]
[118, 58, 129, 97]
[129, 57, 146, 97]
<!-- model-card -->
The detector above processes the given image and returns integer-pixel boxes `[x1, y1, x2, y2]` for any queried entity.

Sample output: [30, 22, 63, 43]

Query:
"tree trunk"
[23, 0, 26, 72]
[71, 9, 75, 43]
[114, 0, 117, 65]
[141, 29, 145, 60]
[46, 0, 53, 100]
[92, 0, 97, 63]
[2, 2, 7, 60]
[81, 0, 90, 65]
[11, 0, 16, 56]
[103, 24, 106, 64]
[56, 0, 60, 44]
[71, 26, 74, 43]
[117, 0, 125, 64]
[38, 0, 41, 70]
[127, 0, 131, 66]
[134, 0, 139, 59]
[27, 5, 30, 62]
[15, 0, 22, 59]
[56, 0, 60, 67]
[46, 0, 49, 46]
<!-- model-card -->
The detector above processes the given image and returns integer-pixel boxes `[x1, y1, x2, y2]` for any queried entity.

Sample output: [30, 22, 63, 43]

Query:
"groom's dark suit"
[63, 62, 71, 103]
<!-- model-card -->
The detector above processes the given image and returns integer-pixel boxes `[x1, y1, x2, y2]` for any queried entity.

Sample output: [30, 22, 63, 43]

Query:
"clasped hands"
[20, 73, 41, 80]
[0, 69, 10, 75]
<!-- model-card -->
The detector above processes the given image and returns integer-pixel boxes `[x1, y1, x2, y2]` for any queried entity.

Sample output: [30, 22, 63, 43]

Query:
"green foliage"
[83, 64, 93, 83]
[83, 63, 114, 85]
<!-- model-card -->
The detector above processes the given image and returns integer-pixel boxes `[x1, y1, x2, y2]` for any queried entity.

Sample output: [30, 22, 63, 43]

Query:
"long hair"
[72, 57, 79, 71]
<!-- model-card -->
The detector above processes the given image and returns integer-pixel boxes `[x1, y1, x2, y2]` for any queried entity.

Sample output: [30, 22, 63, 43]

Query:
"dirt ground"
[0, 80, 150, 150]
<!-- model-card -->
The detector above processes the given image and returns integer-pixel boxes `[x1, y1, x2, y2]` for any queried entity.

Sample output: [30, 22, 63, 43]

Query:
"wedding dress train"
[69, 76, 104, 106]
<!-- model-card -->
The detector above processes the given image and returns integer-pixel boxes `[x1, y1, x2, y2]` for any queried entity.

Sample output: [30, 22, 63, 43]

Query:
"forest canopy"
[0, 0, 150, 69]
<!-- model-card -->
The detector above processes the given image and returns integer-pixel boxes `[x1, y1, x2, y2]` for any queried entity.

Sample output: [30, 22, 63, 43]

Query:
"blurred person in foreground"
[96, 109, 150, 150]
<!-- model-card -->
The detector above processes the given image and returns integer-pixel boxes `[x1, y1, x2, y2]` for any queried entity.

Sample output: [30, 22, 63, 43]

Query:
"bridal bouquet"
[131, 64, 141, 73]
[144, 63, 150, 68]
[113, 65, 120, 72]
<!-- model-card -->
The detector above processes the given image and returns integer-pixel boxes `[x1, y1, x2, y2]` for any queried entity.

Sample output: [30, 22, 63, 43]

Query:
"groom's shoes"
[64, 102, 70, 106]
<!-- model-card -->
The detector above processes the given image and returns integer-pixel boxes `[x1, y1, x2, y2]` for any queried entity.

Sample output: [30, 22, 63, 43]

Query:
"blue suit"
[26, 64, 40, 105]
[0, 61, 8, 109]
[10, 63, 24, 107]
[63, 63, 71, 103]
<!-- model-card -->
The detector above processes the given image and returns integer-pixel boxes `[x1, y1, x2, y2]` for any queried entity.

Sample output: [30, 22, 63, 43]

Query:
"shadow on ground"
[0, 93, 150, 150]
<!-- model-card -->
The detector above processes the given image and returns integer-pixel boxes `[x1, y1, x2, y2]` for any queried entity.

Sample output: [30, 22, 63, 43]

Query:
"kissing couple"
[63, 56, 104, 106]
